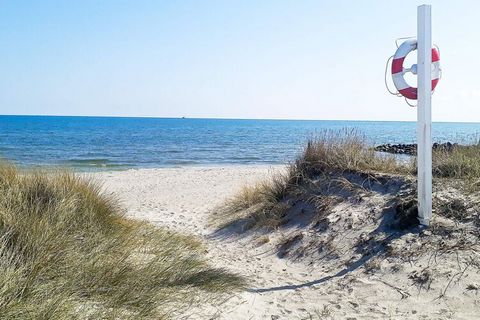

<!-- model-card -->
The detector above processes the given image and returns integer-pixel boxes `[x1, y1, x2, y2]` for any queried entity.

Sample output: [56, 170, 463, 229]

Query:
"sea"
[1, 115, 479, 170]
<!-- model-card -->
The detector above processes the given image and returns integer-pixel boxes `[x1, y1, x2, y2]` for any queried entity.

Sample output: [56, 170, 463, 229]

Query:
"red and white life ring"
[391, 39, 441, 100]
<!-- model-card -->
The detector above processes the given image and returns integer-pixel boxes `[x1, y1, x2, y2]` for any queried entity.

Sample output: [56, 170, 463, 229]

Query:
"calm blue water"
[1, 115, 480, 170]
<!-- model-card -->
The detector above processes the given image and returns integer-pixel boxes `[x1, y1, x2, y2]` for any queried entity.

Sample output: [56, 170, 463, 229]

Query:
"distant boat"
[181, 116, 186, 119]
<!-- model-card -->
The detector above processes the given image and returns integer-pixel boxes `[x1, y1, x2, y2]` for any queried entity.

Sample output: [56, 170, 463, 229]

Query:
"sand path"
[92, 166, 475, 320]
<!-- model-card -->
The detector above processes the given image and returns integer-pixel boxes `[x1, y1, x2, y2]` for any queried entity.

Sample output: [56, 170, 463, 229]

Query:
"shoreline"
[9, 161, 289, 173]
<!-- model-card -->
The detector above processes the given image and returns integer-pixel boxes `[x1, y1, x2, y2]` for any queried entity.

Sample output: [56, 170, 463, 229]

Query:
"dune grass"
[216, 129, 480, 232]
[295, 129, 412, 177]
[0, 164, 243, 319]
[217, 168, 295, 230]
[215, 129, 411, 231]
[433, 144, 480, 179]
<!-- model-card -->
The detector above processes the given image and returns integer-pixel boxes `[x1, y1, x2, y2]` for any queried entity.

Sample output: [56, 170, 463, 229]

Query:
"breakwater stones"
[374, 142, 458, 155]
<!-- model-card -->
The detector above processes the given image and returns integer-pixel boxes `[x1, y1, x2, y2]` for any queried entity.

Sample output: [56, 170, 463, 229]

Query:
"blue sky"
[0, 1, 479, 121]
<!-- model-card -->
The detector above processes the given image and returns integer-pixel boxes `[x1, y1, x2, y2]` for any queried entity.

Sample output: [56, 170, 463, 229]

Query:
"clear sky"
[0, 0, 478, 121]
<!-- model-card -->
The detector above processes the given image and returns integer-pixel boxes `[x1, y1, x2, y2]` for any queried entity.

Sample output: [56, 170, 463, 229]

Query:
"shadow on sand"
[248, 200, 422, 293]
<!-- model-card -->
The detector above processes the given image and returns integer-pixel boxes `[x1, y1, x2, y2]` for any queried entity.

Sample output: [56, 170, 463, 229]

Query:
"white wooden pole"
[417, 4, 432, 226]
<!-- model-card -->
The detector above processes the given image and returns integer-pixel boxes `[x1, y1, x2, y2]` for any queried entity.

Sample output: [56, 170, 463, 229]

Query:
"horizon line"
[1, 113, 479, 124]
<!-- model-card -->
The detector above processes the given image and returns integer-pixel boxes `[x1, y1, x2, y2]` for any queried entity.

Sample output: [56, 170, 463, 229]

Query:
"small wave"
[163, 160, 200, 165]
[62, 158, 130, 168]
[65, 158, 110, 164]
[227, 156, 262, 161]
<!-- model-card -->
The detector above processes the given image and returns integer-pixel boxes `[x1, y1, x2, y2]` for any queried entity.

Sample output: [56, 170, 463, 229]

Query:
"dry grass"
[214, 129, 411, 231]
[433, 144, 480, 181]
[295, 129, 412, 177]
[214, 167, 295, 230]
[0, 164, 243, 319]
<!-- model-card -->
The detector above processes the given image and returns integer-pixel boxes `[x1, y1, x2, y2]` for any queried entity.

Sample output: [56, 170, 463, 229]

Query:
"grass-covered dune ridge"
[0, 164, 243, 319]
[214, 129, 413, 230]
[215, 129, 480, 231]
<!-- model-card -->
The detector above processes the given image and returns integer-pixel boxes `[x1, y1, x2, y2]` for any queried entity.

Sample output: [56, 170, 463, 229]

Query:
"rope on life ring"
[384, 38, 441, 107]
[391, 39, 441, 100]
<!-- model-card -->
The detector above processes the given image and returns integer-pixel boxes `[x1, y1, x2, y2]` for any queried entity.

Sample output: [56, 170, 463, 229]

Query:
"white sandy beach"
[92, 166, 480, 320]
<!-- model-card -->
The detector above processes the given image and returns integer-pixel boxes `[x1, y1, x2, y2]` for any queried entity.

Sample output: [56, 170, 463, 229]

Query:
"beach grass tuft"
[432, 144, 480, 180]
[215, 129, 412, 231]
[0, 164, 243, 319]
[295, 129, 412, 177]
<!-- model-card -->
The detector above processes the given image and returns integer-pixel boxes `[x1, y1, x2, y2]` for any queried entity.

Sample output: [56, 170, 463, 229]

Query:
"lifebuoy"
[391, 39, 441, 100]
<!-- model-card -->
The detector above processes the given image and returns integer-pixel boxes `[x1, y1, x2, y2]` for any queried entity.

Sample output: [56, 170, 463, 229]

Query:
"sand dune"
[92, 166, 480, 320]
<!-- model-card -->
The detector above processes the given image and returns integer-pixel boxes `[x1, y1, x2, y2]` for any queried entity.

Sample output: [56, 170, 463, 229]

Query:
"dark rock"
[374, 142, 460, 156]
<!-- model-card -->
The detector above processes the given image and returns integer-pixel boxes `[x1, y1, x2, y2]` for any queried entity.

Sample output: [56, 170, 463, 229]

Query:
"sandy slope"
[92, 166, 480, 320]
